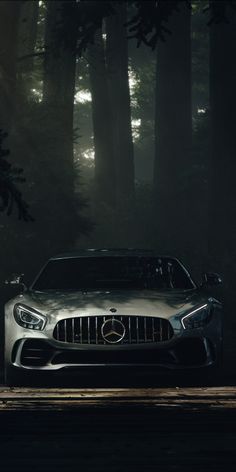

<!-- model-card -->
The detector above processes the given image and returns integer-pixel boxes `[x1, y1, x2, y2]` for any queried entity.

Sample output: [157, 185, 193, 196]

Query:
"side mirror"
[5, 273, 27, 291]
[201, 272, 222, 288]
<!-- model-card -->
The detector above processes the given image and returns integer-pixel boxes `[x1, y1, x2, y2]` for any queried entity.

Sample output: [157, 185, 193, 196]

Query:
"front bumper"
[9, 335, 218, 371]
[5, 303, 223, 374]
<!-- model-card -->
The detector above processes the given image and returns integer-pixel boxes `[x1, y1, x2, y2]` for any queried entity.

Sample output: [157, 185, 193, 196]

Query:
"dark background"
[0, 0, 235, 372]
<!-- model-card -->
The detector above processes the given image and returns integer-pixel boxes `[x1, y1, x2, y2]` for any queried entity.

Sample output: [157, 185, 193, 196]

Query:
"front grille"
[53, 315, 173, 345]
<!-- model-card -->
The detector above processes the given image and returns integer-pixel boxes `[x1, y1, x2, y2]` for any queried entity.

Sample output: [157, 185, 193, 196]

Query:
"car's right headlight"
[181, 304, 212, 329]
[14, 304, 47, 330]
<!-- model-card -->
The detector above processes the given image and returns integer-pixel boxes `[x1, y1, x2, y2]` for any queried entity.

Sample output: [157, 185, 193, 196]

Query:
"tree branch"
[17, 51, 45, 62]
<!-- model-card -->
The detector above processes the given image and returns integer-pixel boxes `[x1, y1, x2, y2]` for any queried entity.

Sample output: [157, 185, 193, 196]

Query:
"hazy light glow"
[31, 88, 43, 102]
[197, 108, 206, 114]
[77, 67, 140, 157]
[75, 90, 92, 104]
[132, 118, 141, 141]
[82, 148, 95, 160]
[129, 68, 139, 108]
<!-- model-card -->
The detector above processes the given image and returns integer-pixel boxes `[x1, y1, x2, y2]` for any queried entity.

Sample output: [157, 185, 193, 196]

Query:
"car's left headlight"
[181, 304, 212, 329]
[14, 304, 47, 330]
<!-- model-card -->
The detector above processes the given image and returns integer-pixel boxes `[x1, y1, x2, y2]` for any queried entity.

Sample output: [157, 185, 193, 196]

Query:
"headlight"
[14, 304, 47, 330]
[181, 304, 212, 329]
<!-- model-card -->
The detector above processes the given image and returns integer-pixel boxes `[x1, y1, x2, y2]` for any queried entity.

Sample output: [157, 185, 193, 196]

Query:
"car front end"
[4, 288, 223, 384]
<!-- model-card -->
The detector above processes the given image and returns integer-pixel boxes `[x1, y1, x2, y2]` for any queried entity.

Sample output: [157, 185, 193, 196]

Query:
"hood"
[17, 288, 205, 319]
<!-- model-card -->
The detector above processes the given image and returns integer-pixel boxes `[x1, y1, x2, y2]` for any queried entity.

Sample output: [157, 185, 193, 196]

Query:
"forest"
[0, 0, 235, 363]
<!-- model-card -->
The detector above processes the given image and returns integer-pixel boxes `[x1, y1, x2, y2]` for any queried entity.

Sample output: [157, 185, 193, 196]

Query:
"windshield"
[32, 256, 194, 291]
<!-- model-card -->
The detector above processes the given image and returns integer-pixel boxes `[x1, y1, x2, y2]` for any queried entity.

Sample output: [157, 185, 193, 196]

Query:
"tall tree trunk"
[106, 1, 135, 208]
[43, 0, 76, 150]
[0, 1, 22, 132]
[208, 1, 236, 291]
[17, 0, 39, 98]
[153, 1, 192, 258]
[37, 0, 78, 251]
[87, 27, 116, 209]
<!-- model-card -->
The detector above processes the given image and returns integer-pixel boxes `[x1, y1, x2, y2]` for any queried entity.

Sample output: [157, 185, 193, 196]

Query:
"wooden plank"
[1, 386, 236, 397]
[0, 387, 236, 410]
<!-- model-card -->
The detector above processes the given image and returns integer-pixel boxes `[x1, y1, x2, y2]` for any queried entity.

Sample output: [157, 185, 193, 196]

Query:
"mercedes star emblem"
[101, 318, 126, 344]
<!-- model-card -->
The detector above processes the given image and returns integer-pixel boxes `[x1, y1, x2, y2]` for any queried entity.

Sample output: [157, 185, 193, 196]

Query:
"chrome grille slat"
[120, 316, 125, 344]
[144, 318, 147, 342]
[95, 317, 98, 344]
[72, 318, 75, 343]
[88, 317, 90, 344]
[64, 319, 67, 342]
[152, 318, 155, 342]
[128, 317, 131, 344]
[103, 316, 106, 344]
[54, 316, 173, 345]
[80, 317, 82, 344]
[136, 317, 139, 344]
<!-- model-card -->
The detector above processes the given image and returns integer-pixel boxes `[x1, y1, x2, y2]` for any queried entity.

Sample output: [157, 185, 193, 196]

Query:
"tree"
[43, 0, 77, 175]
[0, 1, 22, 132]
[208, 1, 236, 290]
[87, 26, 116, 208]
[106, 1, 135, 208]
[9, 0, 91, 261]
[128, 38, 156, 182]
[153, 1, 192, 257]
[0, 130, 32, 221]
[17, 0, 39, 98]
[40, 0, 79, 246]
[191, 0, 209, 118]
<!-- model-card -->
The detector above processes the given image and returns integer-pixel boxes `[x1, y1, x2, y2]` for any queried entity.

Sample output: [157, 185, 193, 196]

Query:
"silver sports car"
[4, 249, 223, 385]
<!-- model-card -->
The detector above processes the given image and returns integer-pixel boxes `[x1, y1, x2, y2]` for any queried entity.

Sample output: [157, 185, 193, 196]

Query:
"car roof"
[50, 249, 177, 260]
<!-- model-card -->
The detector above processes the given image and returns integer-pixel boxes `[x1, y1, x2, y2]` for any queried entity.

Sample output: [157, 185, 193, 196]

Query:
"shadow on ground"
[2, 365, 236, 389]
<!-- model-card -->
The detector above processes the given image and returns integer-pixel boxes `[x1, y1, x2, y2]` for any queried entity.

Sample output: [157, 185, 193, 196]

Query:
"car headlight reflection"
[181, 304, 212, 329]
[14, 304, 47, 330]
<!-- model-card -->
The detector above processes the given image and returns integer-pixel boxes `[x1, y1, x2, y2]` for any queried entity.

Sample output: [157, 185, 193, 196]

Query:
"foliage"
[56, 1, 192, 54]
[62, 1, 115, 55]
[127, 0, 190, 48]
[207, 0, 236, 25]
[0, 131, 33, 221]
